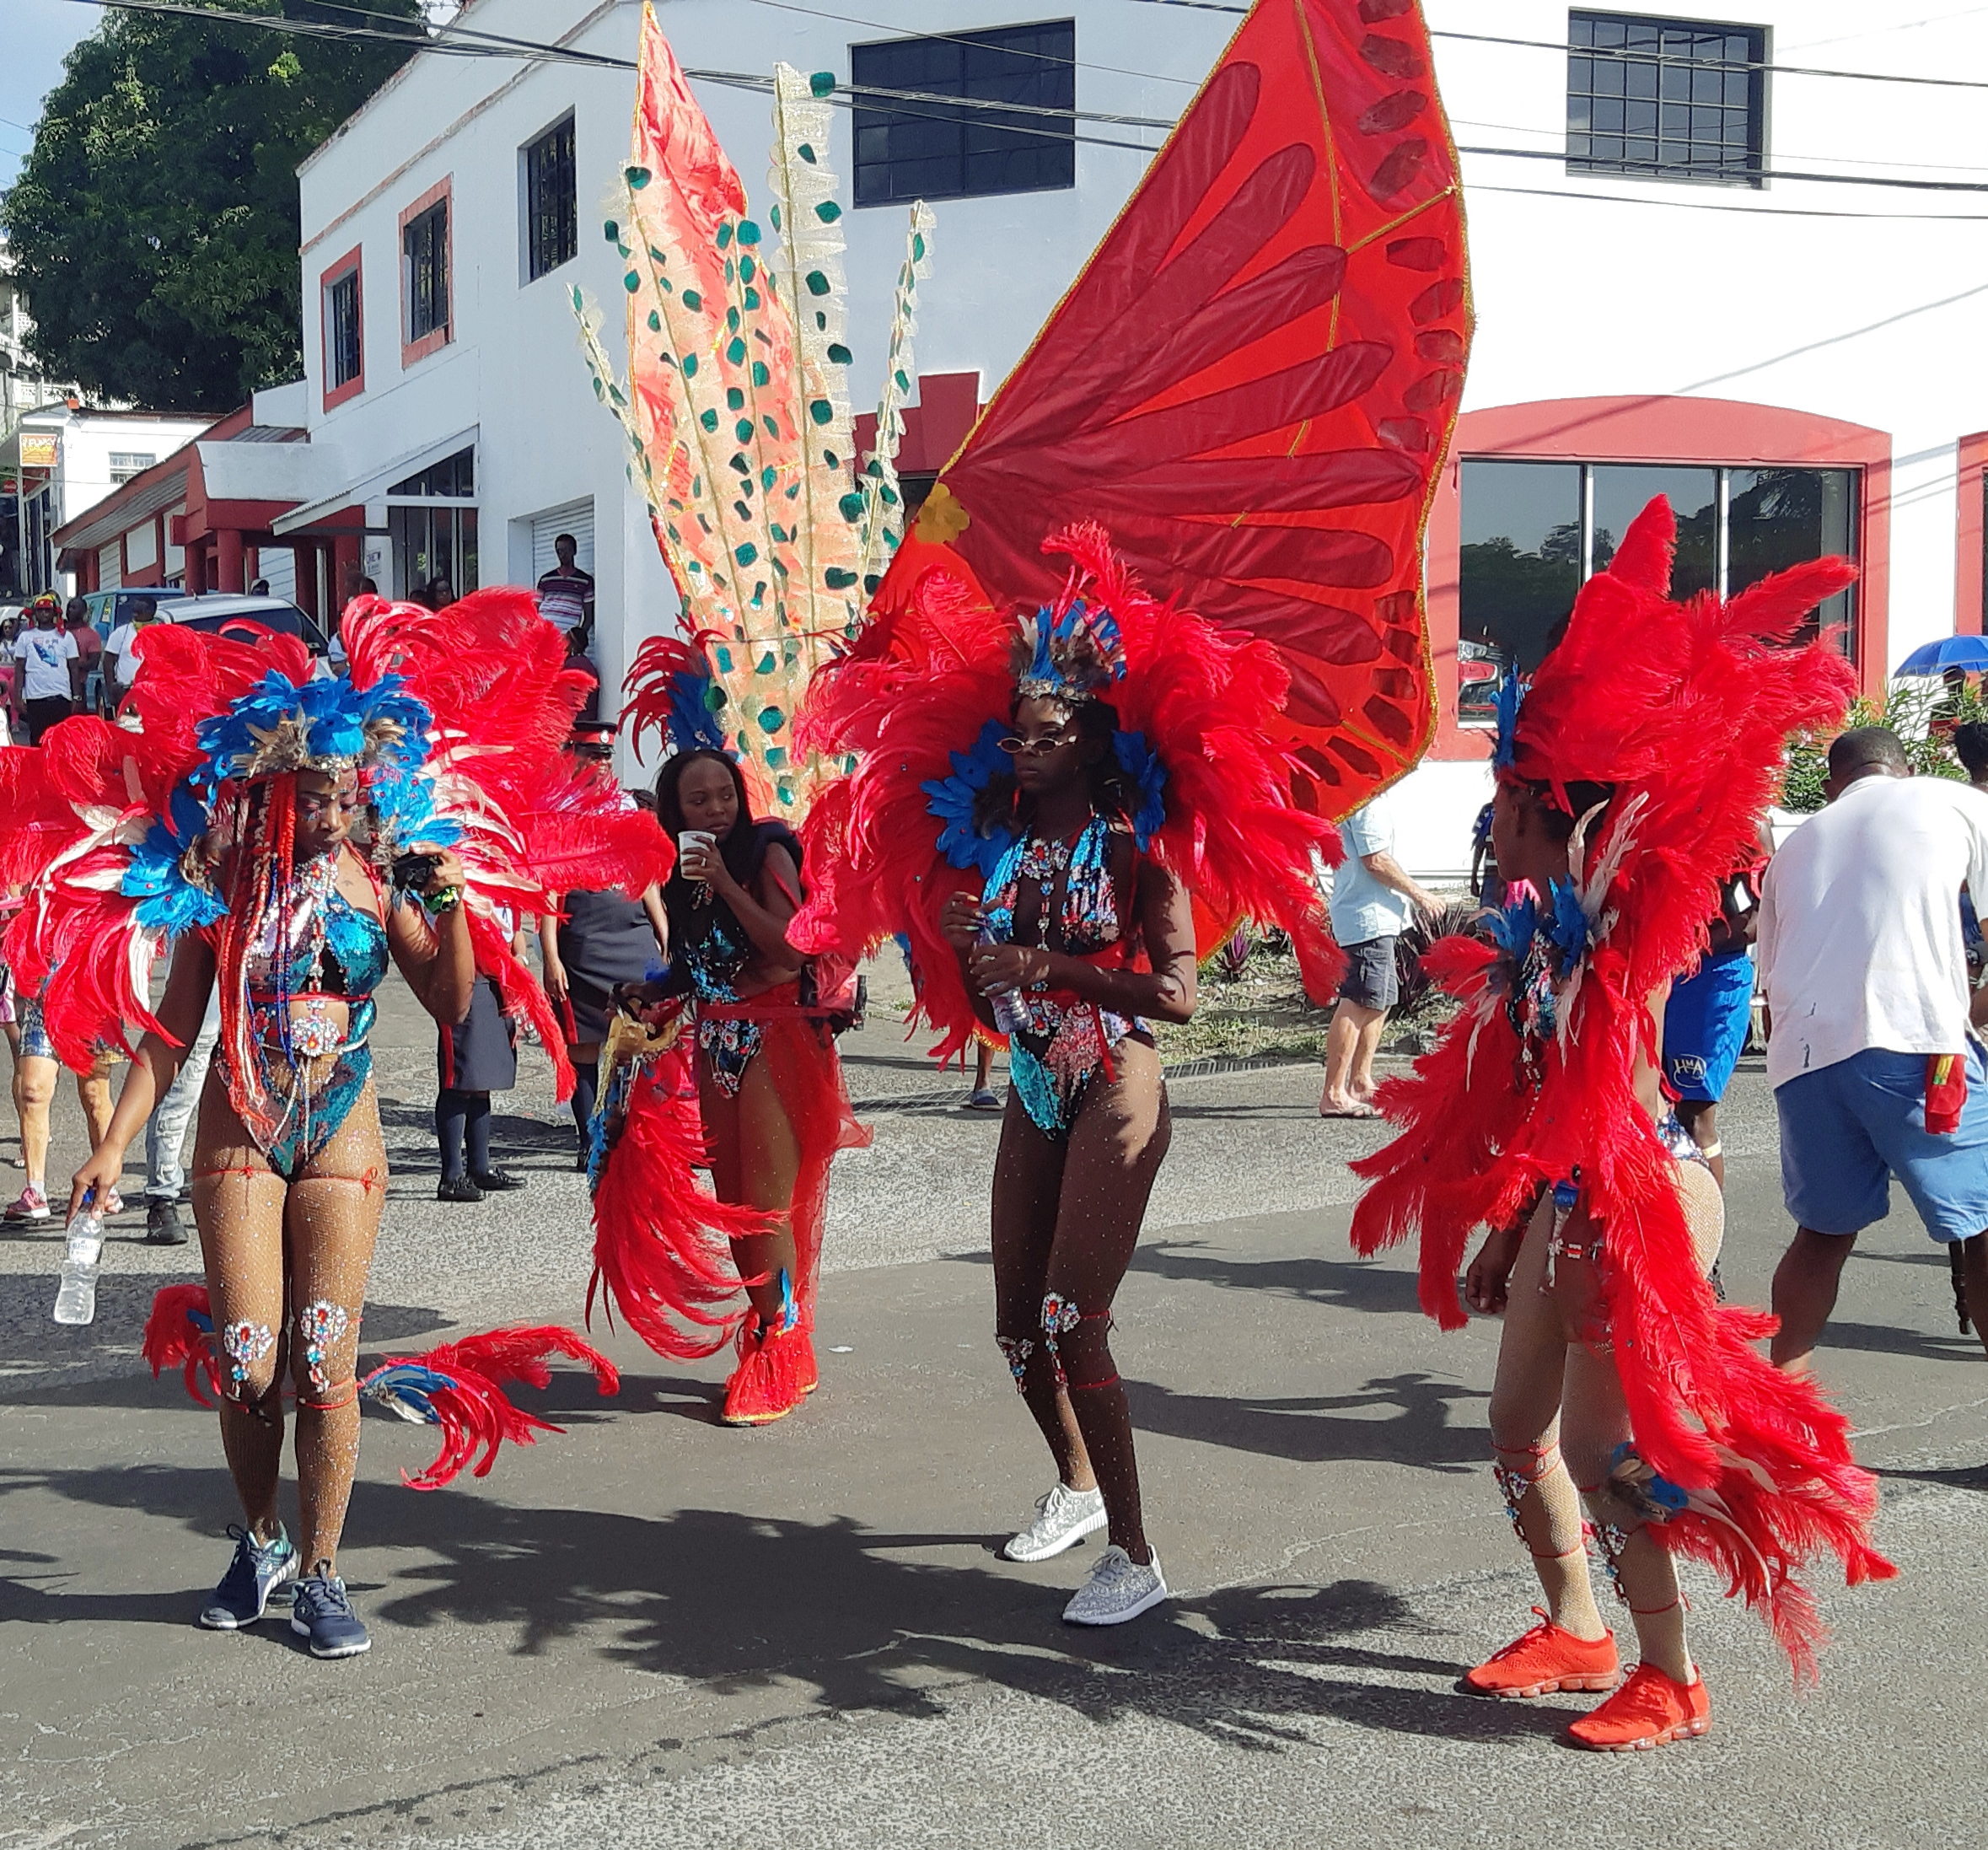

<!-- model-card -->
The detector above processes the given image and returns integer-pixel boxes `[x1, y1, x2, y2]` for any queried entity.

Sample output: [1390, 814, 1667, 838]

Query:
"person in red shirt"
[64, 599, 103, 712]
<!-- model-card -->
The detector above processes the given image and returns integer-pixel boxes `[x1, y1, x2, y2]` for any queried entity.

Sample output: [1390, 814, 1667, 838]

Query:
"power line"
[1468, 180, 1988, 223]
[1449, 113, 1988, 179]
[1459, 142, 1988, 196]
[1127, 0, 1988, 91]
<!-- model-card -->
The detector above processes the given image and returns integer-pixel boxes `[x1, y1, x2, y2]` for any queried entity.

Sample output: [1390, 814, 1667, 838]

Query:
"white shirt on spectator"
[1330, 789, 1413, 945]
[13, 627, 77, 702]
[1757, 773, 1988, 1089]
[105, 621, 153, 690]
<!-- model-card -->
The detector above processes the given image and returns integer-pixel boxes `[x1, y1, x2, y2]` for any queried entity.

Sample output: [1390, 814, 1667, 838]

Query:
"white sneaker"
[1001, 1482, 1107, 1562]
[1062, 1545, 1168, 1627]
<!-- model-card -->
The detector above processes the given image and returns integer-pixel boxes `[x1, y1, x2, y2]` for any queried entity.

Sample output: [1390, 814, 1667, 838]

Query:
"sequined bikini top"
[982, 814, 1124, 956]
[240, 854, 390, 1003]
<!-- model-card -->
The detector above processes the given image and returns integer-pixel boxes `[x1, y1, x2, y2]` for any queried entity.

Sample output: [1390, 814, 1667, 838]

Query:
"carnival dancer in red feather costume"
[44, 592, 663, 1659]
[1351, 498, 1894, 1748]
[791, 525, 1335, 1626]
[591, 707, 870, 1429]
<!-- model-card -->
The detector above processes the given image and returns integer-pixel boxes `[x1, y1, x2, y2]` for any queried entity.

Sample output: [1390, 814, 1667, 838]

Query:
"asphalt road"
[2, 981, 1983, 1850]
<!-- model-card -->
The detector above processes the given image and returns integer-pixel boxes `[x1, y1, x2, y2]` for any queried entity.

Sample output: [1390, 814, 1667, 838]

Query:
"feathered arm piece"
[359, 1326, 621, 1491]
[588, 1034, 779, 1358]
[142, 1283, 222, 1406]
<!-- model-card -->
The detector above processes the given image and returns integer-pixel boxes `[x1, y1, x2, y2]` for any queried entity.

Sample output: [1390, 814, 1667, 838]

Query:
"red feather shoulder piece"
[794, 526, 1341, 1060]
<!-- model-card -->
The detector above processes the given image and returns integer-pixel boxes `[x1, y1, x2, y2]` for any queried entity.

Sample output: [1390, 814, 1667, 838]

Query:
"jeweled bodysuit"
[678, 902, 760, 1096]
[981, 815, 1140, 1137]
[215, 854, 390, 1176]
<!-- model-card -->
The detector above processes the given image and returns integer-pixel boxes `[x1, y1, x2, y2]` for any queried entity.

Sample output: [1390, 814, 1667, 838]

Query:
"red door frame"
[1427, 395, 1892, 758]
[1958, 431, 1988, 637]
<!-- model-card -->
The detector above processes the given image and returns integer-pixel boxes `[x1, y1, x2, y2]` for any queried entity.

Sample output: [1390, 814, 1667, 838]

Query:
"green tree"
[0, 1, 422, 412]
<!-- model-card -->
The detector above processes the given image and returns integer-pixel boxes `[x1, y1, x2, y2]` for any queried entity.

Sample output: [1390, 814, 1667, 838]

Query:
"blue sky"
[0, 2, 99, 193]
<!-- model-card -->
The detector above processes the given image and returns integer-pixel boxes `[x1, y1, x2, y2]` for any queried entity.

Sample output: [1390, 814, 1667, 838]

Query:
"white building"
[250, 0, 1988, 865]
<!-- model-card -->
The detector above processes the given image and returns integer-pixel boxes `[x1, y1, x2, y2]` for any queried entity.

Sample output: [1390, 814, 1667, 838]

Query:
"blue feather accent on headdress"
[122, 781, 227, 936]
[1112, 729, 1167, 850]
[1491, 668, 1526, 772]
[668, 663, 728, 754]
[1545, 878, 1593, 965]
[196, 670, 433, 789]
[1485, 887, 1539, 960]
[921, 718, 1019, 879]
[1017, 596, 1129, 702]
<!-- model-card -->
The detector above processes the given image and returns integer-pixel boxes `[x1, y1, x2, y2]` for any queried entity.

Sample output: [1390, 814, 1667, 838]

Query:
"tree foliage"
[0, 1, 422, 412]
[1781, 676, 1988, 812]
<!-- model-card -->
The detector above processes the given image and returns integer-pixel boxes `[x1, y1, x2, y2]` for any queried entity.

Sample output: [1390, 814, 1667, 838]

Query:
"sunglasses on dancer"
[998, 727, 1080, 756]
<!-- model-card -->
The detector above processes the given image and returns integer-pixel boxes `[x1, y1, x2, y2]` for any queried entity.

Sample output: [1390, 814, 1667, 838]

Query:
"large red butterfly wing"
[875, 0, 1470, 818]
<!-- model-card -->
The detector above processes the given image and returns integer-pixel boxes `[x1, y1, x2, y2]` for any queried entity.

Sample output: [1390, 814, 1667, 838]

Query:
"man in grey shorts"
[1321, 786, 1440, 1117]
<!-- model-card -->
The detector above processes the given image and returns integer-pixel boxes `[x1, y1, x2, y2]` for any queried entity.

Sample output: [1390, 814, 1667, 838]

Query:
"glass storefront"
[1459, 458, 1859, 723]
[386, 445, 478, 600]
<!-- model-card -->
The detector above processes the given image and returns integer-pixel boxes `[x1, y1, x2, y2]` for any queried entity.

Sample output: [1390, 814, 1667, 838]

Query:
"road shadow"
[373, 1103, 578, 1174]
[0, 1275, 453, 1396]
[1816, 1320, 1983, 1366]
[1875, 1461, 1988, 1494]
[0, 1461, 1561, 1749]
[1129, 1240, 1420, 1317]
[1125, 1372, 1486, 1471]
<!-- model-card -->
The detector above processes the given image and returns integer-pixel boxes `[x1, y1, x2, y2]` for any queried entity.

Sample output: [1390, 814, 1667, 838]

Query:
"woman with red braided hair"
[24, 593, 658, 1660]
[1351, 497, 1894, 1750]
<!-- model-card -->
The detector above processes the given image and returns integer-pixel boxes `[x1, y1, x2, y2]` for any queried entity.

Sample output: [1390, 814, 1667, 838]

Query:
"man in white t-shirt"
[104, 594, 163, 707]
[1320, 786, 1441, 1117]
[1758, 725, 1988, 1371]
[10, 595, 78, 743]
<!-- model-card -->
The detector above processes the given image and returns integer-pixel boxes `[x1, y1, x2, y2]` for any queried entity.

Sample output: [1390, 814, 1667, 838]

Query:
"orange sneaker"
[1566, 1662, 1710, 1751]
[1464, 1608, 1620, 1698]
[721, 1320, 809, 1427]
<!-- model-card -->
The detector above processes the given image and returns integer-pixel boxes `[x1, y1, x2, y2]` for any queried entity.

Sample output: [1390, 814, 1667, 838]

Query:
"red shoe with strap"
[721, 1319, 810, 1427]
[1566, 1662, 1711, 1751]
[1464, 1608, 1620, 1698]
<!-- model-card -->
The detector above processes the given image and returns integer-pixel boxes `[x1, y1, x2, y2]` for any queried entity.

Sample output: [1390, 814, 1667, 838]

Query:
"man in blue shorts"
[1759, 728, 1988, 1371]
[1663, 820, 1774, 1190]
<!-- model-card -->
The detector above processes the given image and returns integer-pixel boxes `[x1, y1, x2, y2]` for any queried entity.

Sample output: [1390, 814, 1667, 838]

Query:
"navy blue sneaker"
[198, 1524, 298, 1629]
[291, 1570, 371, 1659]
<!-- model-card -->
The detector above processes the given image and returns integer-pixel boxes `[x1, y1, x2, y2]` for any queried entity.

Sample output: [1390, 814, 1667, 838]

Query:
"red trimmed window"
[400, 177, 453, 367]
[1425, 398, 1892, 756]
[320, 247, 364, 411]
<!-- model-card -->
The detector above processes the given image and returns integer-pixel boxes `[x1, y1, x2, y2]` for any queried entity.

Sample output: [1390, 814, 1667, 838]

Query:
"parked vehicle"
[158, 593, 330, 657]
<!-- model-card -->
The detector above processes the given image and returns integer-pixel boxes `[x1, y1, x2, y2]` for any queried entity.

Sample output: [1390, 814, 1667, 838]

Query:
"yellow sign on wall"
[17, 433, 58, 469]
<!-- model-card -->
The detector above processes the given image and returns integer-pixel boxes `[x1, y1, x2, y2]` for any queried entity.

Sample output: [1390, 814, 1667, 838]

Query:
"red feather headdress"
[1350, 496, 1889, 1675]
[789, 523, 1341, 1061]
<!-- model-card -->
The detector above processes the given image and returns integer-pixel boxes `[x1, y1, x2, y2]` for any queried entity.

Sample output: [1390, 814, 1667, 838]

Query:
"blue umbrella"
[1895, 635, 1988, 676]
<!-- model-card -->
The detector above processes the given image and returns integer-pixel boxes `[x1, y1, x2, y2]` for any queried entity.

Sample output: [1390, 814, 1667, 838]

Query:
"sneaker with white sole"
[1062, 1545, 1168, 1627]
[291, 1570, 371, 1659]
[198, 1523, 298, 1629]
[3, 1186, 50, 1223]
[1001, 1482, 1107, 1562]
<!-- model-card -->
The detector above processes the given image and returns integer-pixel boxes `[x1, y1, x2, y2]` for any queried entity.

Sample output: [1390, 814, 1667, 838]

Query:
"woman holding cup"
[642, 749, 867, 1425]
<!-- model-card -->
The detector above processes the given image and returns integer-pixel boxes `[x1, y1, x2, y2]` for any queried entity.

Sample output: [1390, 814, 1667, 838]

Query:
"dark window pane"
[405, 201, 449, 341]
[1727, 467, 1858, 656]
[1590, 465, 1717, 598]
[852, 20, 1074, 207]
[1567, 12, 1764, 186]
[1459, 460, 1583, 715]
[524, 116, 578, 282]
[325, 271, 362, 389]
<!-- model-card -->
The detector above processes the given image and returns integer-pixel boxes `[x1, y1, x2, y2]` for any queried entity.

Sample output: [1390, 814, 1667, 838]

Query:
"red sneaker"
[796, 1326, 819, 1396]
[721, 1320, 809, 1427]
[1566, 1662, 1711, 1751]
[1464, 1608, 1620, 1698]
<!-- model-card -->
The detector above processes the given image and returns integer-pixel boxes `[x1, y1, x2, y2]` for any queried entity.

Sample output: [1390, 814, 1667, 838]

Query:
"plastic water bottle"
[53, 1209, 105, 1327]
[977, 923, 1026, 1038]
